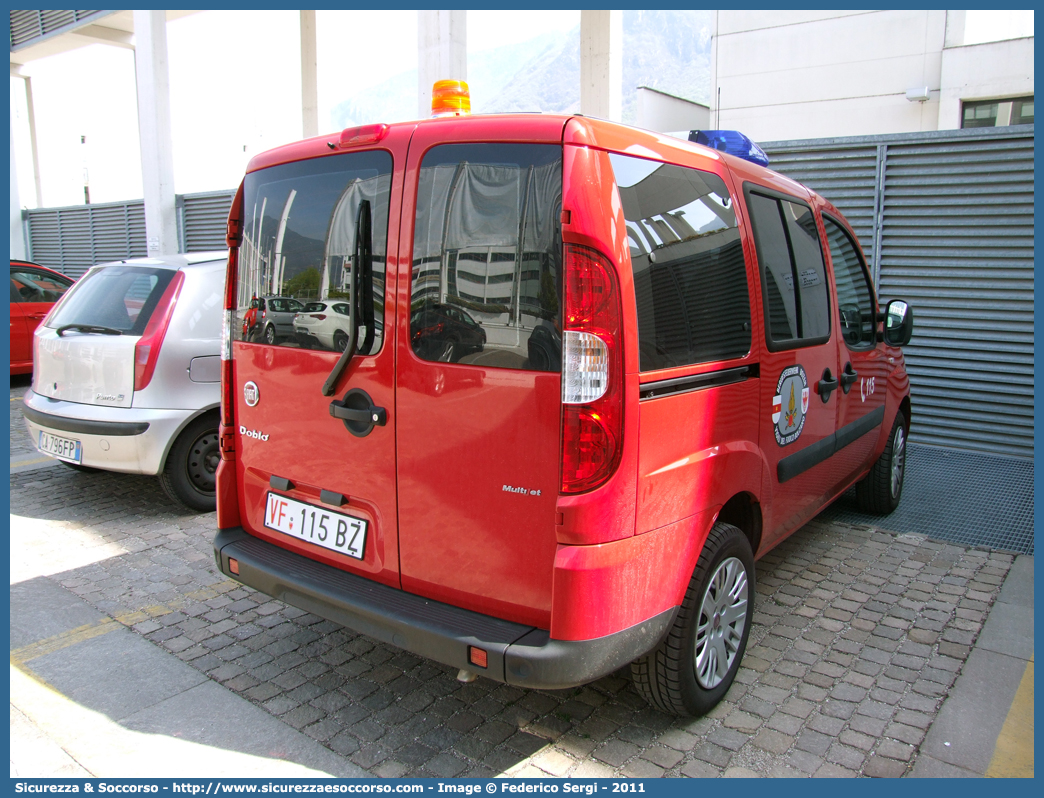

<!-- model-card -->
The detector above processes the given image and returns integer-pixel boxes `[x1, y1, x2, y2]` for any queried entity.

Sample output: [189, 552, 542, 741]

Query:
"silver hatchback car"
[22, 253, 226, 511]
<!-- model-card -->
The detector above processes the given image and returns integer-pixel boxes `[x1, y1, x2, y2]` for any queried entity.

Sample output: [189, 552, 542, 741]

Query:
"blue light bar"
[689, 130, 770, 167]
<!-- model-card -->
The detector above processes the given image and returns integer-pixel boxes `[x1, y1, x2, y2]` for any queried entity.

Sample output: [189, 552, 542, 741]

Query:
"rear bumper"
[214, 527, 676, 690]
[22, 389, 194, 475]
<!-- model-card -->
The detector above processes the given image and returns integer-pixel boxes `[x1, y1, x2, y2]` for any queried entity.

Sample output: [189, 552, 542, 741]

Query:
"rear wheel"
[631, 522, 754, 716]
[333, 330, 349, 352]
[159, 415, 219, 512]
[856, 411, 908, 515]
[264, 324, 277, 345]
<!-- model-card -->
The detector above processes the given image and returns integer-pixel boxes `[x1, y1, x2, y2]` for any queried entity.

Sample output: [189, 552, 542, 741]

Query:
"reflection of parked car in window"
[9, 260, 75, 374]
[294, 301, 350, 352]
[410, 303, 486, 362]
[255, 295, 305, 344]
[22, 253, 227, 511]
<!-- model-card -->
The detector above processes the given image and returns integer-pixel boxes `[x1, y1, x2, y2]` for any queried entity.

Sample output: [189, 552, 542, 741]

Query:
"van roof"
[243, 114, 800, 197]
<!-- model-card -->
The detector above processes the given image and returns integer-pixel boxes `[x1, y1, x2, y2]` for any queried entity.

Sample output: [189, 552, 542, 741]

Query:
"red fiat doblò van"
[213, 109, 913, 716]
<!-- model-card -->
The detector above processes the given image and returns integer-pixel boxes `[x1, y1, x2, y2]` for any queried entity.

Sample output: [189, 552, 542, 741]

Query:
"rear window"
[237, 150, 392, 353]
[410, 143, 563, 370]
[46, 265, 176, 335]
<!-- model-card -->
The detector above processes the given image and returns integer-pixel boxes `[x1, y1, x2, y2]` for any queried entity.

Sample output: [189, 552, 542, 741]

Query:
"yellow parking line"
[9, 579, 241, 667]
[10, 618, 121, 666]
[11, 455, 56, 467]
[986, 656, 1034, 778]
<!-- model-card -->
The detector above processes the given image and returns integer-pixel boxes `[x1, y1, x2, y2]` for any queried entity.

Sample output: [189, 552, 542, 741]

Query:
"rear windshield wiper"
[56, 324, 124, 337]
[322, 199, 372, 397]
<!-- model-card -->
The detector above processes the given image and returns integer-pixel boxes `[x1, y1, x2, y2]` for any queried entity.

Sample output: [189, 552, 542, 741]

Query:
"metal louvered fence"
[764, 125, 1034, 458]
[21, 126, 1033, 457]
[24, 191, 235, 279]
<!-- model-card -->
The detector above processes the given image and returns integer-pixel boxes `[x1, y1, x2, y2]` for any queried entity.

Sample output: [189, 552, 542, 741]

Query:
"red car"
[212, 103, 913, 716]
[9, 260, 75, 374]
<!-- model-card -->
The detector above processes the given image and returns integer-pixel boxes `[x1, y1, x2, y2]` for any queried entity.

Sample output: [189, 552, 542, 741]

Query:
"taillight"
[312, 314, 326, 320]
[134, 271, 184, 392]
[561, 245, 623, 494]
[221, 247, 238, 444]
[221, 188, 242, 454]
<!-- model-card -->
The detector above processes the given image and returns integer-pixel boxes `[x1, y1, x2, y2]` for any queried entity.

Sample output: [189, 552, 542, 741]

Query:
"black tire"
[333, 330, 349, 352]
[631, 522, 755, 716]
[159, 415, 219, 512]
[856, 410, 908, 515]
[264, 324, 278, 345]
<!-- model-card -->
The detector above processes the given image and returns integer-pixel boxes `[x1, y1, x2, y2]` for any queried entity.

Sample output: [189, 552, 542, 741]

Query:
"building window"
[962, 96, 1034, 128]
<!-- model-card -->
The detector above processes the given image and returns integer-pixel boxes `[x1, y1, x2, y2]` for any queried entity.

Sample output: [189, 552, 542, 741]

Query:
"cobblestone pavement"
[9, 383, 1014, 778]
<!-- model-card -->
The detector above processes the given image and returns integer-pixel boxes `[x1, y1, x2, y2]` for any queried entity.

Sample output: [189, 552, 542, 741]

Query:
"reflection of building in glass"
[411, 153, 562, 363]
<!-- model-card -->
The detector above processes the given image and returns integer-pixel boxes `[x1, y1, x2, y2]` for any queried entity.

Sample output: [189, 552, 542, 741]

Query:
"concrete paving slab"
[908, 753, 980, 778]
[11, 665, 346, 778]
[976, 602, 1034, 661]
[919, 647, 1027, 774]
[120, 681, 368, 777]
[10, 577, 108, 649]
[996, 554, 1034, 608]
[26, 626, 207, 722]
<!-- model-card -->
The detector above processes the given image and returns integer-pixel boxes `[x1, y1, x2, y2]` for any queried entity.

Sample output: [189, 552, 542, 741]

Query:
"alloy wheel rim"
[891, 426, 906, 498]
[694, 556, 748, 690]
[187, 431, 219, 494]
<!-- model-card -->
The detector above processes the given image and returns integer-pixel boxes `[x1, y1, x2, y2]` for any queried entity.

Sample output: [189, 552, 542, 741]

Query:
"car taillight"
[312, 314, 326, 320]
[134, 271, 185, 392]
[561, 245, 623, 494]
[221, 244, 238, 446]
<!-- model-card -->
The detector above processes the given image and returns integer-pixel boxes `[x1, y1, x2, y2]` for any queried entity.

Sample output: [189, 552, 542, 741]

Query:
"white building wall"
[938, 37, 1034, 130]
[712, 10, 949, 141]
[636, 87, 709, 133]
[712, 10, 1035, 141]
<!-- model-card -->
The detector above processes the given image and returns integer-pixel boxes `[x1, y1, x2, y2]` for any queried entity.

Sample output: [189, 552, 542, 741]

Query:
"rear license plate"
[38, 430, 82, 463]
[264, 492, 367, 560]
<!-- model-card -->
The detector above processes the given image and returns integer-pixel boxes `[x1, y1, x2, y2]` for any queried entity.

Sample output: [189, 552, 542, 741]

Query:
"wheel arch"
[715, 492, 763, 559]
[158, 404, 220, 471]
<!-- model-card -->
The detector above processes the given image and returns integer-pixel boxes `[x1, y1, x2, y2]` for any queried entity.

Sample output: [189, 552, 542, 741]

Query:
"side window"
[608, 153, 750, 372]
[824, 215, 876, 348]
[411, 143, 563, 370]
[238, 150, 392, 353]
[745, 188, 831, 349]
[11, 267, 73, 304]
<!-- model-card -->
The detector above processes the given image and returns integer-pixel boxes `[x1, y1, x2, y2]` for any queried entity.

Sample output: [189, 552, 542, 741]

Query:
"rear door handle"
[839, 362, 858, 393]
[329, 388, 386, 437]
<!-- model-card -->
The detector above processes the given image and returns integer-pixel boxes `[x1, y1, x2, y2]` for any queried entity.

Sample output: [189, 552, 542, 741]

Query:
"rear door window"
[46, 266, 176, 335]
[410, 143, 563, 370]
[237, 150, 393, 353]
[745, 187, 831, 350]
[609, 153, 750, 371]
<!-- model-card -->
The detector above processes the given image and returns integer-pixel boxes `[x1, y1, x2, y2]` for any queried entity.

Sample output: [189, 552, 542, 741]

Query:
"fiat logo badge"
[244, 381, 260, 407]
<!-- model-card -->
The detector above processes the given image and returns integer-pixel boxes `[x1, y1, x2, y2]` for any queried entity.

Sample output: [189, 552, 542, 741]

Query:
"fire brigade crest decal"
[772, 365, 810, 446]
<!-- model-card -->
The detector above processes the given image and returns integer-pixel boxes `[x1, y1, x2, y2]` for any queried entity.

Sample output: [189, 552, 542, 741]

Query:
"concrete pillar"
[133, 10, 177, 256]
[418, 10, 466, 118]
[301, 10, 318, 137]
[580, 10, 622, 122]
[10, 114, 27, 259]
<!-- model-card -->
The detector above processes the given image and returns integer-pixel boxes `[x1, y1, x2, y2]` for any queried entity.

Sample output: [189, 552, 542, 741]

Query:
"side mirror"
[883, 299, 913, 346]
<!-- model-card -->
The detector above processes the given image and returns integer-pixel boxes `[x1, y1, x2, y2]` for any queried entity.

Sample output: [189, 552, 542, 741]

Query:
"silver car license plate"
[264, 492, 367, 560]
[39, 430, 82, 463]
